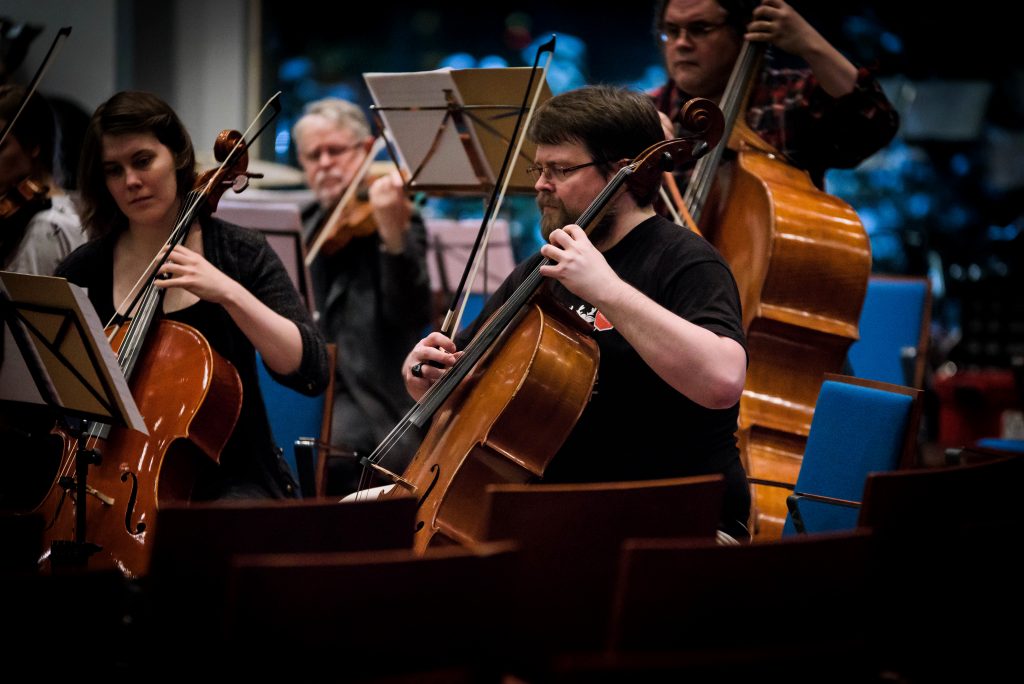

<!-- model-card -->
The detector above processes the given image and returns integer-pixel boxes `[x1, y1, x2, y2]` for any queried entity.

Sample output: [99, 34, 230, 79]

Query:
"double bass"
[673, 40, 871, 538]
[31, 125, 269, 577]
[367, 101, 724, 553]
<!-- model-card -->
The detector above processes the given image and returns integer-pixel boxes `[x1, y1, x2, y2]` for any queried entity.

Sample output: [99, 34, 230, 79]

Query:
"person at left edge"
[55, 91, 329, 500]
[1, 84, 85, 274]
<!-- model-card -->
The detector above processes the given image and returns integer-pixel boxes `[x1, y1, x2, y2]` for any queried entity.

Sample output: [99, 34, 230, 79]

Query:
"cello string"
[359, 142, 682, 492]
[448, 43, 556, 335]
[367, 166, 632, 472]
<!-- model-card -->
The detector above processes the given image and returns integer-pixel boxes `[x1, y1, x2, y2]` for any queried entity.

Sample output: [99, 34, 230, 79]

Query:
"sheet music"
[364, 69, 488, 188]
[364, 67, 552, 193]
[0, 272, 147, 433]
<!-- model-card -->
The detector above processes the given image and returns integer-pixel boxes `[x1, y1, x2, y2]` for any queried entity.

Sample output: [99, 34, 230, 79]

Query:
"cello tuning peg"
[659, 151, 675, 171]
[691, 141, 709, 159]
[229, 175, 250, 193]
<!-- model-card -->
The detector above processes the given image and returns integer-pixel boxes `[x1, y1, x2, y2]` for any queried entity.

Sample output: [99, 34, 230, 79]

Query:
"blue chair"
[749, 374, 922, 536]
[256, 344, 335, 497]
[975, 438, 1024, 454]
[847, 276, 931, 388]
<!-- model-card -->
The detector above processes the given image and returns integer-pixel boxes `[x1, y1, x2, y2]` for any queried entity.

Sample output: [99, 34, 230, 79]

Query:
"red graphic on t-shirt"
[594, 310, 614, 332]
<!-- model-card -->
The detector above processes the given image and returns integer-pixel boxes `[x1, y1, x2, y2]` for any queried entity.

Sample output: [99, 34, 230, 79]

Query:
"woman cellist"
[55, 91, 329, 503]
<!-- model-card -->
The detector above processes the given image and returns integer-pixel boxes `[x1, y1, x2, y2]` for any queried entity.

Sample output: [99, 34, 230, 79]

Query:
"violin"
[305, 136, 388, 263]
[0, 177, 49, 221]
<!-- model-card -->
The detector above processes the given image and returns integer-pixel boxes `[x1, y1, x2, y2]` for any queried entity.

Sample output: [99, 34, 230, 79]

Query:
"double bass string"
[681, 40, 761, 224]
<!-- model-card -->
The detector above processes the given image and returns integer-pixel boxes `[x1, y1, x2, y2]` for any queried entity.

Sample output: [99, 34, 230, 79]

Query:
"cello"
[673, 39, 871, 538]
[367, 100, 724, 553]
[32, 115, 274, 576]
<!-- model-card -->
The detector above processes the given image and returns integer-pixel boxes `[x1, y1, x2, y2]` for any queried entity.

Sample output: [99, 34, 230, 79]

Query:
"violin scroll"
[194, 129, 263, 214]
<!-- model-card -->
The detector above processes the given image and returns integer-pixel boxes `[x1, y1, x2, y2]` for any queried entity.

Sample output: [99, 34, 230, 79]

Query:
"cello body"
[35, 320, 242, 577]
[389, 301, 598, 554]
[705, 139, 871, 538]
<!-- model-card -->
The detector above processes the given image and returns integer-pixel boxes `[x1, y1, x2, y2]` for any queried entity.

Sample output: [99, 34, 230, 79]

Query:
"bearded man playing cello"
[402, 85, 750, 540]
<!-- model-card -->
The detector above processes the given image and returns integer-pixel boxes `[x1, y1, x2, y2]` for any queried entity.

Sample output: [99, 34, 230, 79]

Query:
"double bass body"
[706, 140, 871, 537]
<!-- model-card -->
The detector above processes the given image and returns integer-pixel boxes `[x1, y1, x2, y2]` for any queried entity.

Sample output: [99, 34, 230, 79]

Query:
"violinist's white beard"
[313, 169, 350, 208]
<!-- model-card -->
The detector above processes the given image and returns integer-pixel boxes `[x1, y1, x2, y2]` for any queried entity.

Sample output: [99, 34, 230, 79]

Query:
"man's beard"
[537, 191, 616, 247]
[313, 168, 350, 208]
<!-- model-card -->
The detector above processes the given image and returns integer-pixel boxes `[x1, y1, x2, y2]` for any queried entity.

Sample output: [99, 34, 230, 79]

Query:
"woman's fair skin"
[102, 130, 304, 375]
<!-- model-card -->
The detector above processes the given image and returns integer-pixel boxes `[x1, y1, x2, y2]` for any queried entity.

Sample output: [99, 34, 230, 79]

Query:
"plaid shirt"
[652, 66, 899, 188]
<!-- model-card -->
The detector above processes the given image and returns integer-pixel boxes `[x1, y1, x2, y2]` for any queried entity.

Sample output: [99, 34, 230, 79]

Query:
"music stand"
[1, 271, 145, 566]
[363, 67, 552, 195]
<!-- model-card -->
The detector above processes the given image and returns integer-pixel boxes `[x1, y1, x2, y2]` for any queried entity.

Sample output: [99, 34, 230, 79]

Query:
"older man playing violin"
[293, 97, 431, 496]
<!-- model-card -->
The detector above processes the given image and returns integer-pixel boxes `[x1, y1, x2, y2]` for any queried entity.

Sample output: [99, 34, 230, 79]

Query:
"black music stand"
[0, 271, 146, 567]
[363, 66, 552, 195]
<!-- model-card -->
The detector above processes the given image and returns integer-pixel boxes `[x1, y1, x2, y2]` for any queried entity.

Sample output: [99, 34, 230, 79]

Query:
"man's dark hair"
[0, 84, 56, 174]
[528, 85, 664, 206]
[652, 0, 759, 40]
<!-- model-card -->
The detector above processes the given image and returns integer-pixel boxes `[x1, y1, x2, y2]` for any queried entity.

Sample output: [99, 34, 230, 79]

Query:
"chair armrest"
[786, 492, 862, 535]
[746, 477, 794, 491]
[294, 438, 359, 498]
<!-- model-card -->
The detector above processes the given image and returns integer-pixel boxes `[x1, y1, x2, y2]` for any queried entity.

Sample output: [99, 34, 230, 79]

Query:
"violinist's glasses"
[658, 21, 728, 44]
[525, 160, 600, 182]
[299, 142, 362, 164]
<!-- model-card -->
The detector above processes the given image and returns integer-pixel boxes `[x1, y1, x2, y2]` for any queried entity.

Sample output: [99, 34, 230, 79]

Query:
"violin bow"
[304, 135, 387, 265]
[0, 26, 71, 149]
[439, 35, 557, 338]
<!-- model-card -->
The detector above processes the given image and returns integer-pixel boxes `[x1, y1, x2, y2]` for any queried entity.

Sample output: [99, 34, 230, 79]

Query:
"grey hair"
[291, 97, 370, 146]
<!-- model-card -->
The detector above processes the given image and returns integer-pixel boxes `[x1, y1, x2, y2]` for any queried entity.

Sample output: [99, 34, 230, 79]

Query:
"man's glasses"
[658, 21, 727, 44]
[299, 142, 362, 164]
[525, 160, 600, 182]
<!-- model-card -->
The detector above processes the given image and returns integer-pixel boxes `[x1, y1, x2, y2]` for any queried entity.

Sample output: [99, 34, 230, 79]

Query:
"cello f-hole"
[120, 470, 145, 535]
[413, 464, 441, 532]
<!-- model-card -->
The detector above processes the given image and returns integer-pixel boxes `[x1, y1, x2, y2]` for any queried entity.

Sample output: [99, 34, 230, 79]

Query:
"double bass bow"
[33, 95, 281, 576]
[365, 99, 724, 553]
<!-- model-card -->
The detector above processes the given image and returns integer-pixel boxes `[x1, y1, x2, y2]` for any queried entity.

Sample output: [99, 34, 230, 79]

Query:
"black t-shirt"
[457, 214, 750, 536]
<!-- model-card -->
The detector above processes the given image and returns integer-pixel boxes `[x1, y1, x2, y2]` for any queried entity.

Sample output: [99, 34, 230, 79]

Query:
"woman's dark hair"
[528, 85, 664, 206]
[77, 91, 196, 237]
[0, 84, 56, 175]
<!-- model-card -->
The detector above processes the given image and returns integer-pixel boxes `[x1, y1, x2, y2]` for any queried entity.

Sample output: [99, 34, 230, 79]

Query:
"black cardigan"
[55, 217, 330, 499]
